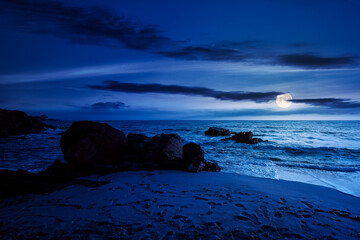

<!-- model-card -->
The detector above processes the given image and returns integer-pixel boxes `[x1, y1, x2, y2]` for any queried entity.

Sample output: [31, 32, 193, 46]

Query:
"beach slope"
[0, 171, 359, 239]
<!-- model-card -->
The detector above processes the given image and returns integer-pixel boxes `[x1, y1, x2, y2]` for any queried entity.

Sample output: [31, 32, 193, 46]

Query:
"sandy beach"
[1, 0, 360, 238]
[1, 170, 359, 239]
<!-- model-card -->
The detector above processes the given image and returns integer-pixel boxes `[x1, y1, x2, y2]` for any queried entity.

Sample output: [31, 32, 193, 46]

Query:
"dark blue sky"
[0, 0, 360, 119]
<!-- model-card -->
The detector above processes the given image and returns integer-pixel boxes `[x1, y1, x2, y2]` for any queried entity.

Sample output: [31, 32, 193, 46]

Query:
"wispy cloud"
[291, 98, 360, 108]
[1, 0, 357, 70]
[157, 46, 246, 62]
[277, 54, 356, 68]
[84, 101, 128, 110]
[89, 81, 282, 103]
[88, 81, 360, 110]
[0, 0, 173, 50]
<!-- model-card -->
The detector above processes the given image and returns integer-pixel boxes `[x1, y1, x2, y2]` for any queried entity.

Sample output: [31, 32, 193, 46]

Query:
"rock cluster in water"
[61, 121, 220, 173]
[0, 109, 54, 138]
[205, 127, 265, 144]
[205, 127, 231, 136]
[223, 131, 264, 144]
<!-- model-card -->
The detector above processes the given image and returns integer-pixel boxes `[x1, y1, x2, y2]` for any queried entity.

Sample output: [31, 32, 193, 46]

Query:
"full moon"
[276, 93, 292, 108]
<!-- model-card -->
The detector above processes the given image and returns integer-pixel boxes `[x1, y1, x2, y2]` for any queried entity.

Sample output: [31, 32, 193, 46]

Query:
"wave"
[257, 144, 360, 157]
[275, 163, 360, 173]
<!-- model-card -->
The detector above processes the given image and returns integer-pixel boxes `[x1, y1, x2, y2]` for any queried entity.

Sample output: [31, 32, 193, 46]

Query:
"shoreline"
[1, 170, 359, 239]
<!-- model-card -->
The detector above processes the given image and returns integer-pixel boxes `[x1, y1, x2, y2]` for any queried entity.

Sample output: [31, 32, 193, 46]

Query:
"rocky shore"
[0, 109, 54, 138]
[1, 120, 220, 199]
[1, 111, 359, 239]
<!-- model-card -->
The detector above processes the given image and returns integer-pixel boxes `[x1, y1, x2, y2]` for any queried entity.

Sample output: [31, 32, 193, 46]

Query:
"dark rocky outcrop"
[128, 133, 151, 145]
[121, 133, 184, 170]
[183, 142, 204, 163]
[183, 142, 220, 172]
[60, 121, 220, 173]
[187, 160, 221, 173]
[60, 121, 128, 170]
[37, 160, 73, 182]
[222, 131, 263, 144]
[1, 122, 221, 198]
[0, 169, 39, 198]
[32, 114, 49, 121]
[0, 109, 52, 138]
[0, 160, 108, 199]
[0, 161, 70, 198]
[127, 133, 151, 155]
[145, 133, 183, 169]
[205, 127, 231, 136]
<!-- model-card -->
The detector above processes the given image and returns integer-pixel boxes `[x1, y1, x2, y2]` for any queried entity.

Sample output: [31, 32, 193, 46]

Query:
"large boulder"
[142, 134, 183, 169]
[60, 121, 128, 169]
[0, 109, 49, 138]
[127, 133, 151, 153]
[205, 127, 231, 136]
[183, 142, 204, 163]
[183, 142, 220, 172]
[158, 134, 183, 166]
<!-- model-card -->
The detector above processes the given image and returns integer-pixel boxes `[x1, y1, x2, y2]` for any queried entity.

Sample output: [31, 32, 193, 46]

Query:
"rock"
[127, 133, 150, 153]
[187, 160, 221, 173]
[0, 109, 48, 138]
[60, 121, 219, 173]
[183, 142, 204, 163]
[223, 131, 264, 144]
[32, 114, 48, 120]
[183, 142, 220, 172]
[60, 121, 128, 169]
[0, 160, 112, 198]
[231, 131, 253, 142]
[0, 161, 73, 199]
[159, 134, 183, 162]
[128, 133, 151, 144]
[0, 169, 39, 198]
[0, 160, 90, 199]
[205, 127, 231, 136]
[142, 134, 183, 169]
[37, 160, 73, 182]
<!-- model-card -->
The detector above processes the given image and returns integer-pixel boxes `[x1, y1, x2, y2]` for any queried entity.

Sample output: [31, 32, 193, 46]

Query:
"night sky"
[1, 0, 360, 120]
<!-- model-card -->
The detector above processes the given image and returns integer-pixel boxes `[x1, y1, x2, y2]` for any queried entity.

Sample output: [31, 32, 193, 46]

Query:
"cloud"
[0, 0, 173, 50]
[158, 46, 358, 68]
[88, 81, 360, 110]
[291, 98, 360, 109]
[157, 46, 247, 62]
[277, 54, 356, 68]
[156, 41, 264, 62]
[84, 101, 128, 110]
[89, 81, 281, 103]
[1, 0, 357, 69]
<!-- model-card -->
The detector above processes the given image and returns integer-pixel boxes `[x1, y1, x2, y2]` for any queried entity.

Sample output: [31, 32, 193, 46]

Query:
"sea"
[1, 120, 359, 197]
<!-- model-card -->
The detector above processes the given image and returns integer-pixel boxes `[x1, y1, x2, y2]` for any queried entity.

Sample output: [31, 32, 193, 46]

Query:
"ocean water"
[0, 120, 359, 197]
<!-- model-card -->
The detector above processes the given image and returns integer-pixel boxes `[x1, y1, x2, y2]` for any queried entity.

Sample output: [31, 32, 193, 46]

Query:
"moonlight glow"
[276, 93, 292, 108]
